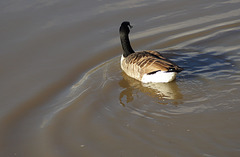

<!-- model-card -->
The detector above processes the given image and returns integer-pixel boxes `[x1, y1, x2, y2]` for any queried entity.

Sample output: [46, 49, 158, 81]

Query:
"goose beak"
[129, 25, 133, 29]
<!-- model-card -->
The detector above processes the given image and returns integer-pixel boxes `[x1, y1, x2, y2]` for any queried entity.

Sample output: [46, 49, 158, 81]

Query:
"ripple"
[44, 46, 240, 125]
[2, 0, 240, 156]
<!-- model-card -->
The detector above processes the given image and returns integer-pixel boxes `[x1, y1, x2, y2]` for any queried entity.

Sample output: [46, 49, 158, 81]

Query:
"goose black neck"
[120, 32, 135, 57]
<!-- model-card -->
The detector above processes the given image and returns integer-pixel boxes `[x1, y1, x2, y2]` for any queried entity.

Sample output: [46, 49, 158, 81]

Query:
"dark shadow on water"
[162, 48, 236, 80]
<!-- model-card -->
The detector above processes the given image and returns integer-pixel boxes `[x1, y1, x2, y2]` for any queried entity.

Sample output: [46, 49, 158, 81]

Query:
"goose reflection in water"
[119, 72, 183, 106]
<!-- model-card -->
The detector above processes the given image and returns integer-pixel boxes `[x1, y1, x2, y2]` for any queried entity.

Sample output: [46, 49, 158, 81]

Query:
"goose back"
[121, 50, 182, 81]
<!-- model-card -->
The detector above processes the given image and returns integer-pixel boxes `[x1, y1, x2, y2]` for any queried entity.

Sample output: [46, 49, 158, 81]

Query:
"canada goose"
[119, 21, 183, 83]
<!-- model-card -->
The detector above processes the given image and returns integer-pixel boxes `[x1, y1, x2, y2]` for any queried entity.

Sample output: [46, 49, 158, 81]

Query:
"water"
[1, 0, 240, 156]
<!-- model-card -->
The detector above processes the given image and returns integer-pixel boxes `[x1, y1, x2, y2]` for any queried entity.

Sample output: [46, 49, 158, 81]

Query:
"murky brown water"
[1, 0, 240, 156]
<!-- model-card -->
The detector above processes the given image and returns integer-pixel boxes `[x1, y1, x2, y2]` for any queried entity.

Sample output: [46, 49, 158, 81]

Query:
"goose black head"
[119, 21, 133, 35]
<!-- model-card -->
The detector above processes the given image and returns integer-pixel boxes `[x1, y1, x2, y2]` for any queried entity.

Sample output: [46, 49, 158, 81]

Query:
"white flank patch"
[120, 55, 124, 70]
[120, 55, 124, 64]
[141, 71, 177, 83]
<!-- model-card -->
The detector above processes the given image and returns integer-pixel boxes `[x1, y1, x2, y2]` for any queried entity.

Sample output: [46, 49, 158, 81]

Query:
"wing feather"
[123, 51, 182, 76]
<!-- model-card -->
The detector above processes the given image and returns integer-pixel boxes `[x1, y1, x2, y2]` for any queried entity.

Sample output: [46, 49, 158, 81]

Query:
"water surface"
[1, 0, 240, 156]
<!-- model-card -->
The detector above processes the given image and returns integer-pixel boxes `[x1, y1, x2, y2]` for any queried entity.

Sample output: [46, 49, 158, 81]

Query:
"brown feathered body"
[121, 50, 183, 82]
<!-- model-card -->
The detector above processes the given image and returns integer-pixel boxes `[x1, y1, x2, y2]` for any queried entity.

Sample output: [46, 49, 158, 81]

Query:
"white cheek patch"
[142, 71, 177, 83]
